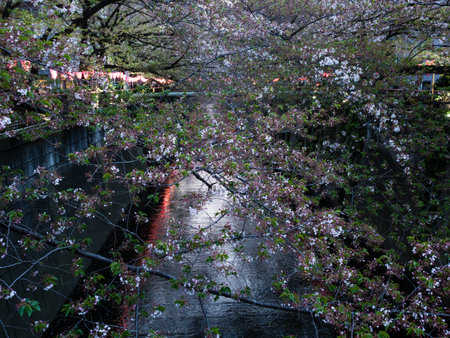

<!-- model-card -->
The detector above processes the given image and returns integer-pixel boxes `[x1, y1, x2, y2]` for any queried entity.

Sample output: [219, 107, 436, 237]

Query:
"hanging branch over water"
[0, 0, 448, 336]
[0, 221, 312, 314]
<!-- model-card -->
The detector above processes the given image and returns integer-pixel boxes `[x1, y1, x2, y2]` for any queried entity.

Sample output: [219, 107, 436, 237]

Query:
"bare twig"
[310, 311, 319, 338]
[198, 295, 211, 330]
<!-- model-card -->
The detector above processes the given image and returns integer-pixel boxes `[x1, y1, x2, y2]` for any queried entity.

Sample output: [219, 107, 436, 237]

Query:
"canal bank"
[0, 127, 146, 337]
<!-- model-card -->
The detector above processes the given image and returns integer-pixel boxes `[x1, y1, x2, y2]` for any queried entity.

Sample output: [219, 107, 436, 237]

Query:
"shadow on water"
[43, 185, 169, 337]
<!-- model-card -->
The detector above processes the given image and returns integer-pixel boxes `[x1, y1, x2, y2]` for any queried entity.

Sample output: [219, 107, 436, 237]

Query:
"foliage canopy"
[0, 0, 448, 336]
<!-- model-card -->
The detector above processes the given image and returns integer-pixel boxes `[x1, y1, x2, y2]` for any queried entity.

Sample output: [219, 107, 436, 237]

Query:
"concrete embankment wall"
[0, 127, 139, 337]
[0, 127, 103, 178]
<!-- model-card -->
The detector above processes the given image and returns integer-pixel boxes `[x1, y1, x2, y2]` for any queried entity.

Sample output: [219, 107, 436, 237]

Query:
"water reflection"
[146, 183, 175, 243]
[134, 175, 333, 337]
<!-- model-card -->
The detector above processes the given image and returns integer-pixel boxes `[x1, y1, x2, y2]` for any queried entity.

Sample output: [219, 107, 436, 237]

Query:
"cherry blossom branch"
[198, 295, 211, 331]
[0, 318, 9, 338]
[0, 220, 312, 314]
[9, 246, 67, 289]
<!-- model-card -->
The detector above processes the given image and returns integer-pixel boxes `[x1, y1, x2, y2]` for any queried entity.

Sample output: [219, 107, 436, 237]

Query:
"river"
[130, 174, 333, 337]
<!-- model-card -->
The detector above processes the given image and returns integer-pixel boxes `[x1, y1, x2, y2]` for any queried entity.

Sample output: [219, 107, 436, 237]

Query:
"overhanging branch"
[2, 221, 448, 319]
[0, 221, 309, 314]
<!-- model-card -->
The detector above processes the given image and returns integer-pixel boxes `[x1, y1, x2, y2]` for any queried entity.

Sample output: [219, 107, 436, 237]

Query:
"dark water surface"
[132, 175, 333, 337]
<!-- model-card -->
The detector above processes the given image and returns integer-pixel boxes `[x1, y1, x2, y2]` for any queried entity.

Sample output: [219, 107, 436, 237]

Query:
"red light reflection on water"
[146, 183, 175, 242]
[119, 179, 176, 331]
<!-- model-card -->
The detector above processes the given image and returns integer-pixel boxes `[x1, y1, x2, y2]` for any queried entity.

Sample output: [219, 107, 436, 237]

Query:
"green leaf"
[147, 194, 160, 203]
[110, 262, 122, 275]
[18, 299, 41, 317]
[61, 303, 74, 316]
[219, 286, 231, 295]
[210, 327, 220, 334]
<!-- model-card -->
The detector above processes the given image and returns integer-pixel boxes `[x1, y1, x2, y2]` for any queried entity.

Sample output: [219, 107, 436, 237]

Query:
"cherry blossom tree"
[0, 0, 448, 336]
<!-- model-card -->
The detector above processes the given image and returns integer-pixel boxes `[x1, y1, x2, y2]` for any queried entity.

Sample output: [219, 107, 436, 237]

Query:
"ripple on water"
[133, 175, 334, 337]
